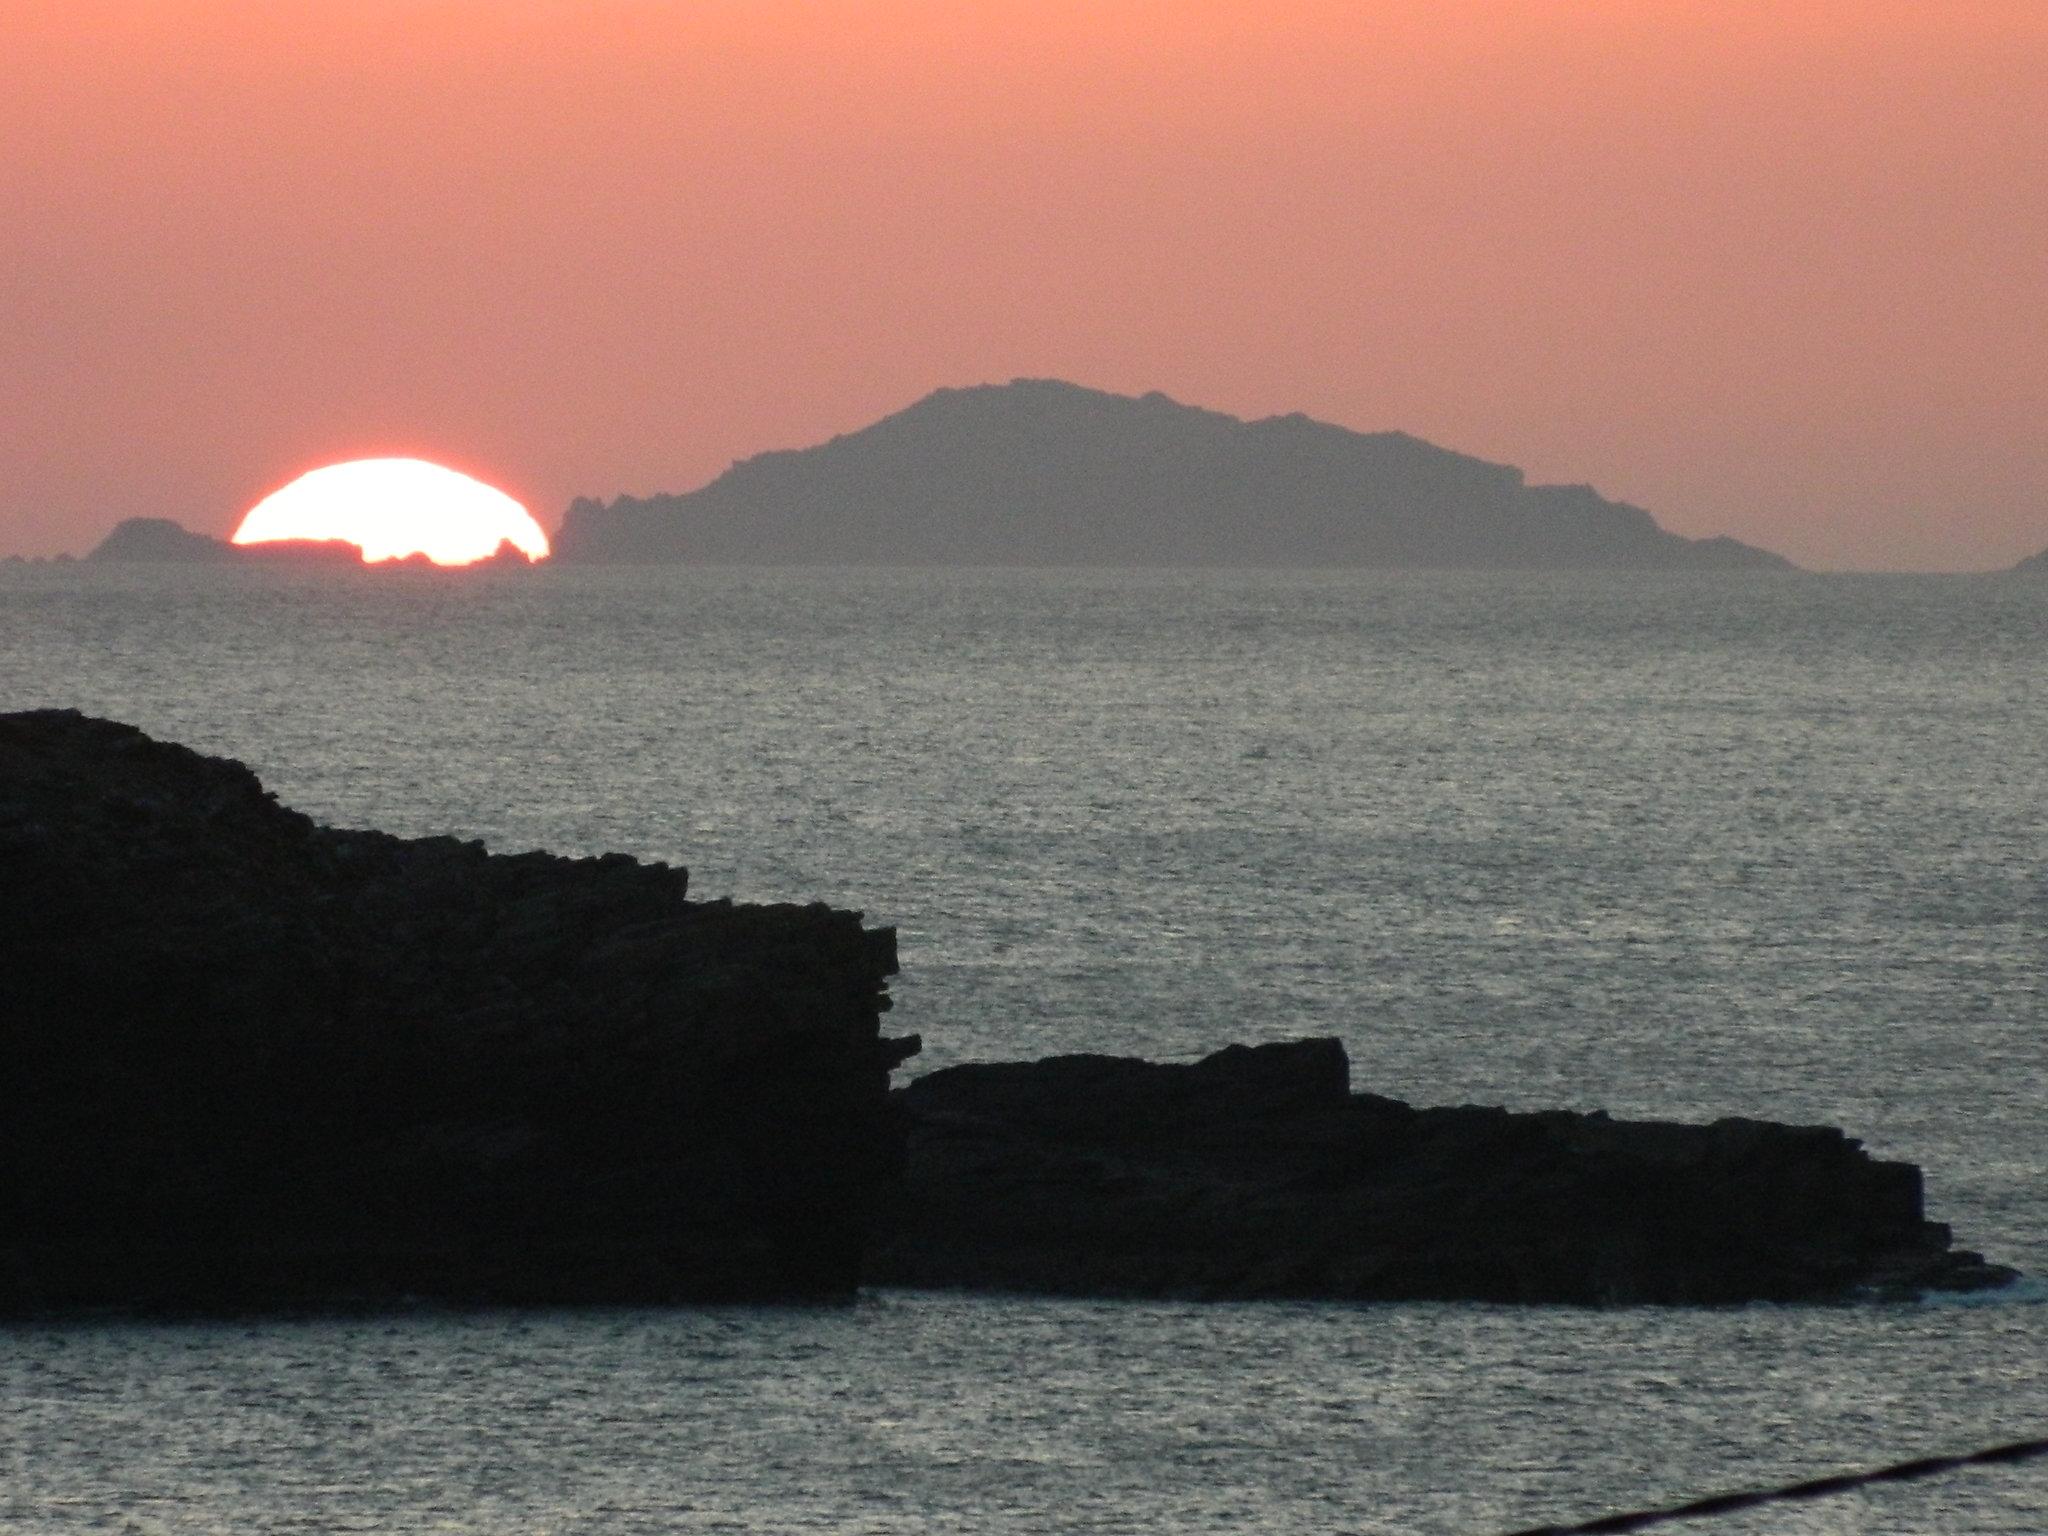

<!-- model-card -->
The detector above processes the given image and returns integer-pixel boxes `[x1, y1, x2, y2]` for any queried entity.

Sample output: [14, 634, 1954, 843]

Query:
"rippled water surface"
[2, 564, 2043, 1533]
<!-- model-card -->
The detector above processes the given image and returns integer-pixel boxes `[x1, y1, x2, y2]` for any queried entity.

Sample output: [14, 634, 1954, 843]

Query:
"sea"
[0, 562, 2042, 1535]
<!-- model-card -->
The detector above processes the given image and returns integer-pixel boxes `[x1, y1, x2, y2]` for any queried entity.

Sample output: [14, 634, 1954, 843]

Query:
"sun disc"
[232, 458, 550, 566]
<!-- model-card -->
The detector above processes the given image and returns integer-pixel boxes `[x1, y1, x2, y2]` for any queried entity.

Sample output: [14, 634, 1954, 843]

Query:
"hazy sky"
[5, 1, 2043, 569]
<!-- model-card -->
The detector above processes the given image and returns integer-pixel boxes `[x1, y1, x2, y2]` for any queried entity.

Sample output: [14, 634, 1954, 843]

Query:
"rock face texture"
[870, 1040, 2014, 1304]
[554, 379, 1793, 569]
[0, 711, 913, 1311]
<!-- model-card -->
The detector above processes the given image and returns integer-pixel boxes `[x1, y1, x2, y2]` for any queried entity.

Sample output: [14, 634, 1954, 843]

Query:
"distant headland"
[554, 379, 1795, 570]
[80, 517, 537, 568]
[39, 384, 2043, 573]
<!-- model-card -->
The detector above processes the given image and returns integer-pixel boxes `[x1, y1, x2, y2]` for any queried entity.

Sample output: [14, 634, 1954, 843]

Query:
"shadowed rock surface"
[871, 1040, 2015, 1304]
[555, 379, 1794, 569]
[2, 715, 2013, 1312]
[0, 711, 912, 1312]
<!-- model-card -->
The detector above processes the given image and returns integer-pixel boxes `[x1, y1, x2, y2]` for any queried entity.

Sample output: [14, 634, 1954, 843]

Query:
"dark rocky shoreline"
[874, 1040, 2014, 1304]
[0, 711, 2015, 1312]
[0, 711, 911, 1311]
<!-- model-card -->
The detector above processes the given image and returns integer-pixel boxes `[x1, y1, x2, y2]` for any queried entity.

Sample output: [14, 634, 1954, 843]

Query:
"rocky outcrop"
[2012, 545, 2048, 574]
[870, 1040, 2014, 1304]
[555, 379, 1795, 569]
[229, 536, 381, 564]
[2, 714, 2011, 1312]
[87, 517, 237, 561]
[84, 520, 537, 567]
[0, 711, 914, 1312]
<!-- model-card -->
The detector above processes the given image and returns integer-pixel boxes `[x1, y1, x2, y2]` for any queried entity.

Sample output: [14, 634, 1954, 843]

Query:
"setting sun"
[232, 459, 550, 566]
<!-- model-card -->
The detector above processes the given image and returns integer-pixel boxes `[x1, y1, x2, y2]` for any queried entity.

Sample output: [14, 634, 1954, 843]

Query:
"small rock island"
[0, 712, 2013, 1312]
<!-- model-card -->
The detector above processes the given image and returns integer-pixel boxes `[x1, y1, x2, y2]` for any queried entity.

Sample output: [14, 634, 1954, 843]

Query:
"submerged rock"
[0, 710, 914, 1312]
[871, 1039, 2015, 1304]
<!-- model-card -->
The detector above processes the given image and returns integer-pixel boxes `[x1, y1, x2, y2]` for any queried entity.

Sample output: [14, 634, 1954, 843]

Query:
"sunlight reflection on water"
[1, 565, 2042, 1532]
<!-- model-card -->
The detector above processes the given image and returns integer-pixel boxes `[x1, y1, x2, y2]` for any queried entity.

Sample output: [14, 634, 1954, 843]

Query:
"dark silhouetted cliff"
[0, 711, 912, 1311]
[554, 380, 1794, 569]
[3, 717, 2011, 1313]
[872, 1041, 2013, 1304]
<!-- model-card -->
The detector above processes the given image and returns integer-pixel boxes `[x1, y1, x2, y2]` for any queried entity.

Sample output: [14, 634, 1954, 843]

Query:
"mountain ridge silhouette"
[554, 379, 1794, 569]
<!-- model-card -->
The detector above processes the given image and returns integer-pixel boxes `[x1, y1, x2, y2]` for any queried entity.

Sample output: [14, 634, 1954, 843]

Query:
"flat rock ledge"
[0, 710, 916, 1313]
[870, 1040, 2017, 1305]
[0, 712, 2014, 1313]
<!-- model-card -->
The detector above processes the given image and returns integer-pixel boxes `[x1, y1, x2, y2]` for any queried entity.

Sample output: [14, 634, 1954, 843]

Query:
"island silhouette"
[86, 518, 537, 568]
[554, 379, 1793, 568]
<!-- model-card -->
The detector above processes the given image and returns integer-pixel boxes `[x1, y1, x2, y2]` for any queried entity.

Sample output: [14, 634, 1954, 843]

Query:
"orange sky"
[4, 0, 2043, 569]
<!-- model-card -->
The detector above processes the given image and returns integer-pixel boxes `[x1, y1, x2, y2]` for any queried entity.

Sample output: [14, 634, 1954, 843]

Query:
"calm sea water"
[1, 564, 2043, 1533]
